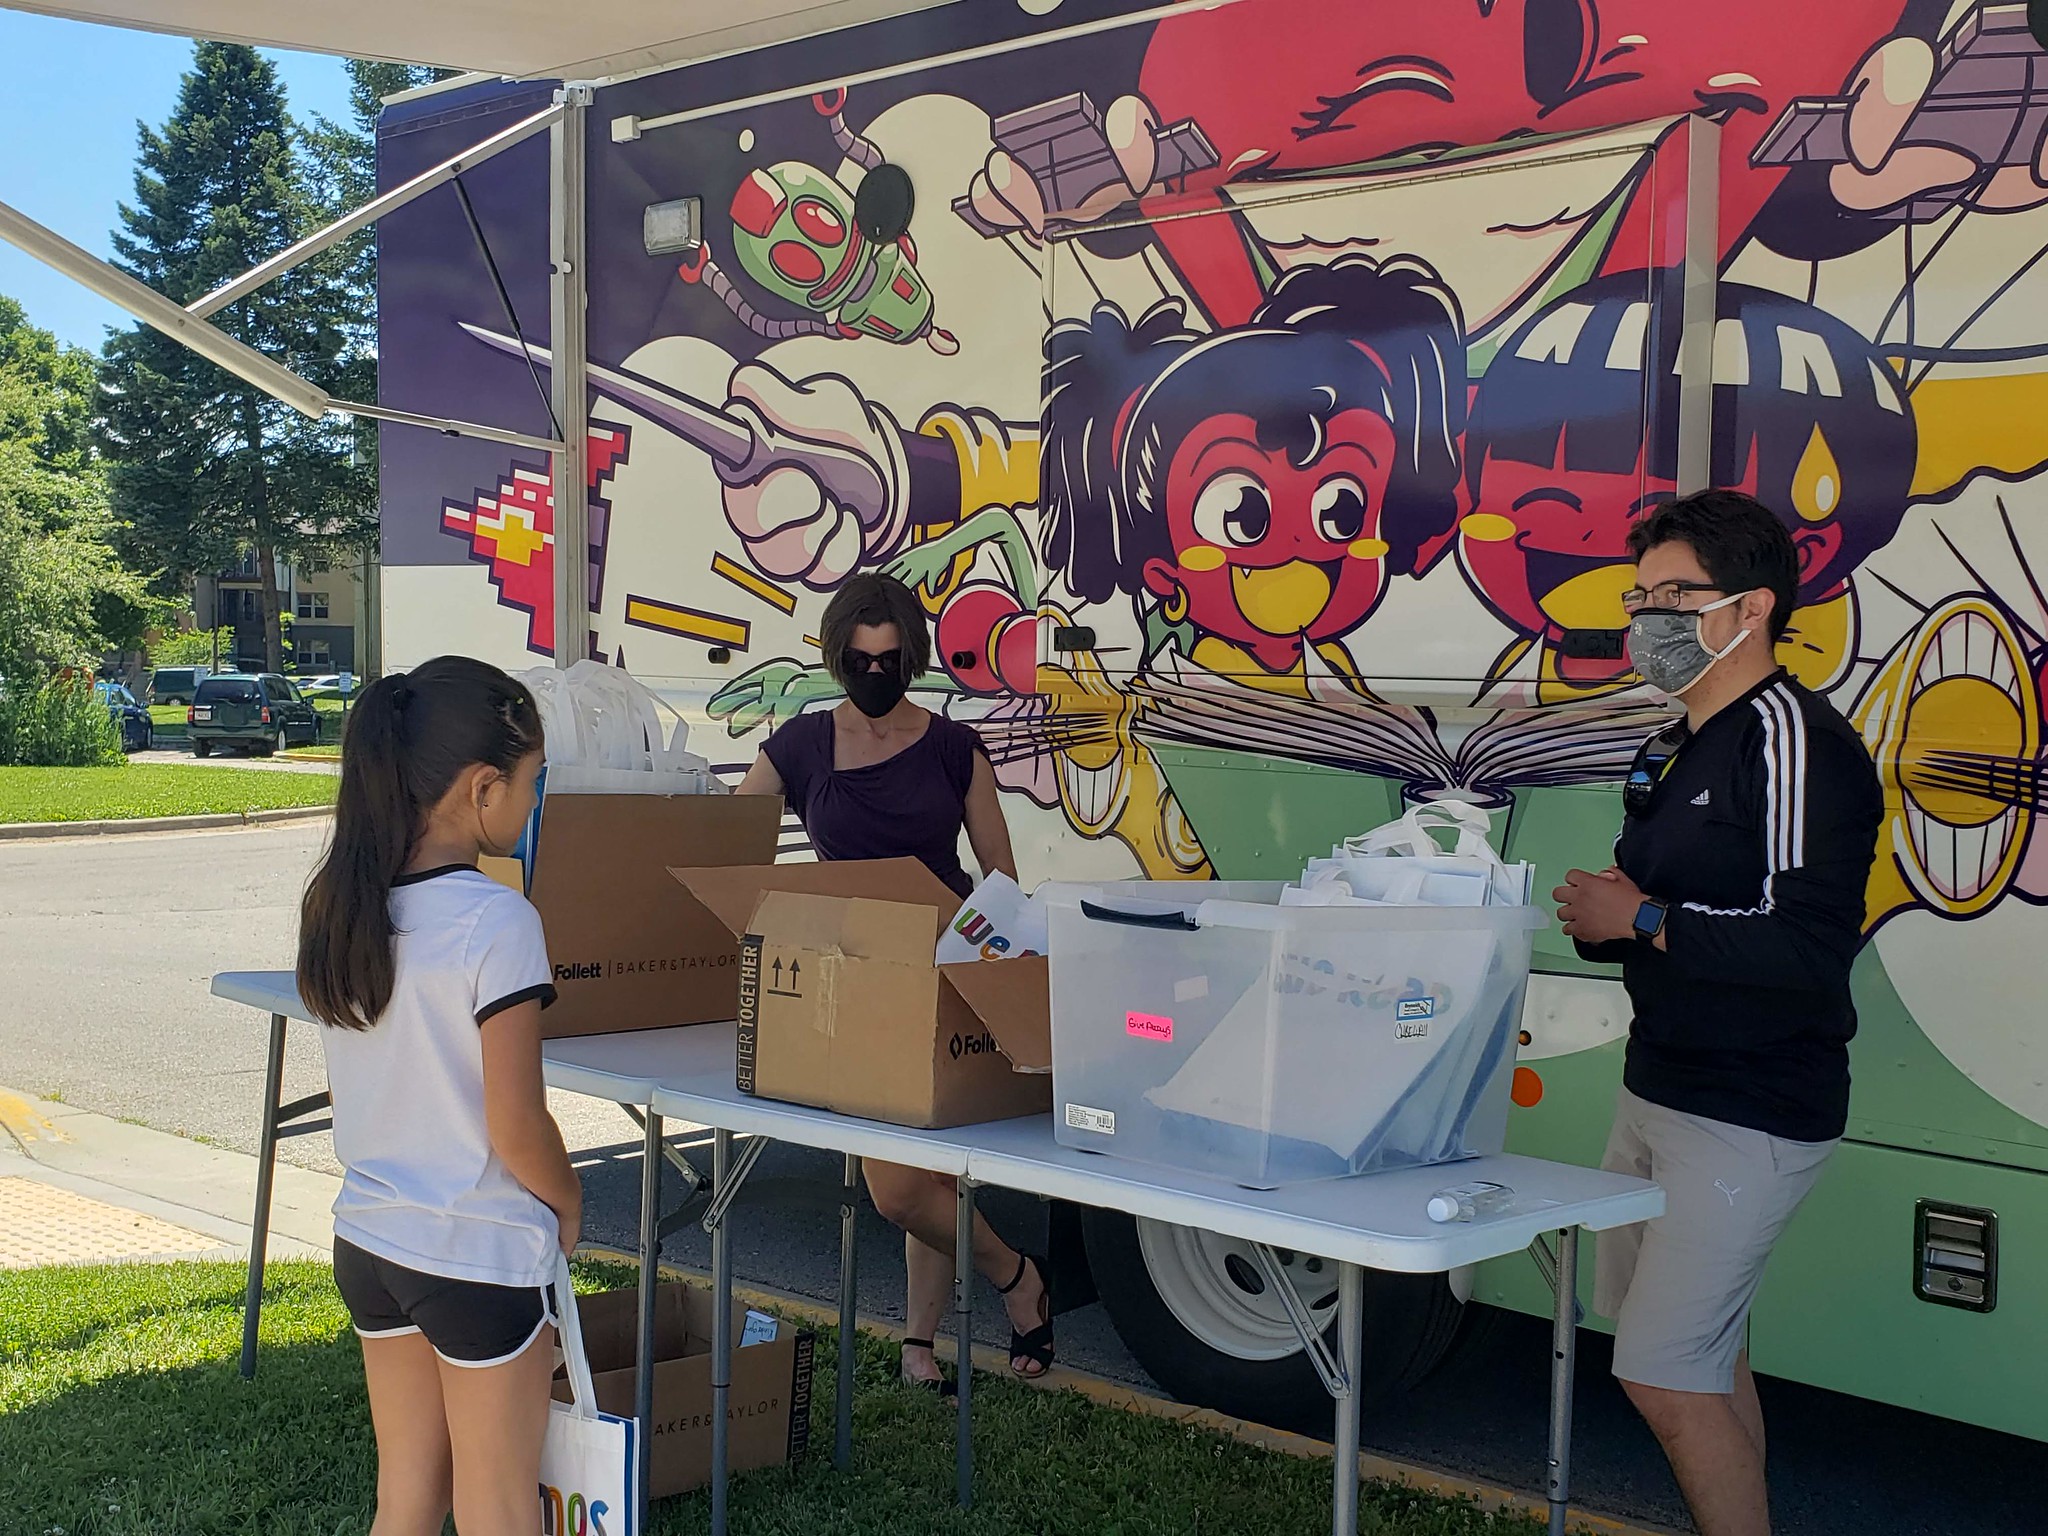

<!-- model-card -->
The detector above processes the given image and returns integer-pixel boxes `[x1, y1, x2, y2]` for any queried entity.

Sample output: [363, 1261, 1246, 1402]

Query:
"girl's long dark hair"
[297, 655, 542, 1031]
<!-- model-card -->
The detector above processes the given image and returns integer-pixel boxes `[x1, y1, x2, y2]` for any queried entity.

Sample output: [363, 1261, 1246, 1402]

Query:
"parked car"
[148, 665, 212, 705]
[296, 673, 348, 700]
[186, 673, 321, 756]
[94, 682, 154, 753]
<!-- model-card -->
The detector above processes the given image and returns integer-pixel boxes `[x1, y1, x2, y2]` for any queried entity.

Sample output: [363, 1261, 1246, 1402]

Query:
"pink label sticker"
[1126, 1011, 1174, 1043]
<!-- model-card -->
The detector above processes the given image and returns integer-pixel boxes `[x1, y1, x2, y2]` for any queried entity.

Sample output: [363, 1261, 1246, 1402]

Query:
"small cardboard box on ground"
[480, 792, 783, 1039]
[672, 858, 1052, 1128]
[556, 1281, 813, 1499]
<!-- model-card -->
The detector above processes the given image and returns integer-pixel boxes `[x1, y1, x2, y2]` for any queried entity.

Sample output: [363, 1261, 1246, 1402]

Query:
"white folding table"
[213, 973, 1664, 1536]
[645, 1029, 1664, 1536]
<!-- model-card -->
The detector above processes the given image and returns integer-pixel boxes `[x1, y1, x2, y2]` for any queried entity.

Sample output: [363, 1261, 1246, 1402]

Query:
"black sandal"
[899, 1337, 958, 1397]
[996, 1252, 1055, 1379]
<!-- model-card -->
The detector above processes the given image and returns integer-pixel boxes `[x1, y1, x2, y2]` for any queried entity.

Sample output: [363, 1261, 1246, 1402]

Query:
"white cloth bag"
[516, 661, 718, 796]
[936, 872, 1049, 965]
[1292, 802, 1530, 907]
[538, 1254, 640, 1536]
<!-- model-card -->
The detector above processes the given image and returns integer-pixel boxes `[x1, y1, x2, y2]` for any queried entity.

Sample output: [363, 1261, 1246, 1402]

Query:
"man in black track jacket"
[1554, 490, 1882, 1536]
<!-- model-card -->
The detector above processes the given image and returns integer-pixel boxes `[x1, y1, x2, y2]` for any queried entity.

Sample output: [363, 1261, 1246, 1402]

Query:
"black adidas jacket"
[1577, 671, 1884, 1142]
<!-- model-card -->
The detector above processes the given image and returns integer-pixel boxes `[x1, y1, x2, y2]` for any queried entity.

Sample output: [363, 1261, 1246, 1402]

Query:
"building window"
[296, 591, 330, 620]
[301, 640, 332, 666]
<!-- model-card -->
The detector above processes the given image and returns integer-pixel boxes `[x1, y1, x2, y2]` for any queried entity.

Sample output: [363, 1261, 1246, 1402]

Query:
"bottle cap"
[1426, 1195, 1459, 1223]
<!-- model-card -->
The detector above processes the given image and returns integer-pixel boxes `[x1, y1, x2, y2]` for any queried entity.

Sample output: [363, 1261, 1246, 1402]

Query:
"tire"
[253, 734, 276, 758]
[1081, 1206, 1466, 1434]
[193, 740, 212, 758]
[276, 726, 289, 755]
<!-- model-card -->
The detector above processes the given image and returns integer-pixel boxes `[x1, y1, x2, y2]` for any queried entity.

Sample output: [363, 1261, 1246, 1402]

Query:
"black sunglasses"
[841, 646, 905, 677]
[1623, 721, 1690, 817]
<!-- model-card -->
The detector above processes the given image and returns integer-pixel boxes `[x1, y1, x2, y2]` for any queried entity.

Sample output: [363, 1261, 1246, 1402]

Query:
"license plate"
[193, 707, 212, 720]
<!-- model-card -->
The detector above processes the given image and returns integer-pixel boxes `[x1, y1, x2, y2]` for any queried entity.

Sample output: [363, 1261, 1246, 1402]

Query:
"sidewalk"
[0, 1086, 336, 1268]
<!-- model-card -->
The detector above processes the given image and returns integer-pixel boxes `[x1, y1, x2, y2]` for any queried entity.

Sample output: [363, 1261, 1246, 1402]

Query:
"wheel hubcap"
[1135, 1217, 1338, 1360]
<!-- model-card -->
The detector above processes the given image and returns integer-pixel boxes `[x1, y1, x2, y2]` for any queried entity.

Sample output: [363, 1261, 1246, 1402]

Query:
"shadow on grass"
[1, 1259, 1543, 1536]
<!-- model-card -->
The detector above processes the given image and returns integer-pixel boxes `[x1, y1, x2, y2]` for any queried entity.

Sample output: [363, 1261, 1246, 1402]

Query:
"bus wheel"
[1081, 1206, 1465, 1434]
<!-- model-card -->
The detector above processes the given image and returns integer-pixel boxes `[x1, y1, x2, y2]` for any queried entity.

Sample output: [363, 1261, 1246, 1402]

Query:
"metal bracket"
[620, 1104, 710, 1194]
[1251, 1244, 1349, 1399]
[701, 1134, 770, 1234]
[1528, 1234, 1587, 1326]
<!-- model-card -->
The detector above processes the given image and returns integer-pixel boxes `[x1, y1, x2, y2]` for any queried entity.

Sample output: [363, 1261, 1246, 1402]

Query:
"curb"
[574, 1244, 1679, 1536]
[0, 804, 333, 841]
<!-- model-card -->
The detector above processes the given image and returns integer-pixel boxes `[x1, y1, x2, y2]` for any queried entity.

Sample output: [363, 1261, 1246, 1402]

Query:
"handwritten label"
[1125, 1010, 1175, 1043]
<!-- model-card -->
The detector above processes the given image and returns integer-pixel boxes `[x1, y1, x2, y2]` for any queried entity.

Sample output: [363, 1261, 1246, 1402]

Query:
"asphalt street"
[1, 821, 2039, 1535]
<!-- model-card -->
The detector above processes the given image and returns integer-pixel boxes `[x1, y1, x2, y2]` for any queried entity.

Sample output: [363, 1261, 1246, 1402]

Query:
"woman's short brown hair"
[819, 572, 933, 687]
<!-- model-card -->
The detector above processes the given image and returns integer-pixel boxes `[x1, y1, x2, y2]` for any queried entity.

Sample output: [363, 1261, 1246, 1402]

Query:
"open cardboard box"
[556, 1280, 813, 1499]
[480, 791, 783, 1038]
[672, 858, 1052, 1129]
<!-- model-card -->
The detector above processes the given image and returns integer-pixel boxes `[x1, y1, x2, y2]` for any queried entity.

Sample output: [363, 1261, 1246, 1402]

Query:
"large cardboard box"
[483, 792, 783, 1038]
[673, 858, 1053, 1128]
[555, 1281, 814, 1500]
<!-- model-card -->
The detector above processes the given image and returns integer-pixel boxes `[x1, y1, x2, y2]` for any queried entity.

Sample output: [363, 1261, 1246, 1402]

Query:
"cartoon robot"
[675, 90, 958, 354]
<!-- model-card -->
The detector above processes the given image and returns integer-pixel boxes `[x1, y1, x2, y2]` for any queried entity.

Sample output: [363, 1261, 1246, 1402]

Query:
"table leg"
[240, 1012, 287, 1381]
[954, 1176, 975, 1509]
[711, 1127, 734, 1536]
[1547, 1226, 1581, 1536]
[837, 1152, 860, 1472]
[1331, 1263, 1364, 1536]
[635, 1109, 662, 1533]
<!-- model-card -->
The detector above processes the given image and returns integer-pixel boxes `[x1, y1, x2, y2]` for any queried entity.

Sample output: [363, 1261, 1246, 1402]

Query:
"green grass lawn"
[0, 1259, 1544, 1536]
[0, 765, 339, 824]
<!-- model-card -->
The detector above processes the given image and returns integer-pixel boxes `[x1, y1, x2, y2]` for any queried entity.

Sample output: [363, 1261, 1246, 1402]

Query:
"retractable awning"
[0, 0, 951, 80]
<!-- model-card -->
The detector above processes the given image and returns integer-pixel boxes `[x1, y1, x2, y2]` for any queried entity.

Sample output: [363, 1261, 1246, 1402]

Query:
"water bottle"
[1426, 1180, 1513, 1223]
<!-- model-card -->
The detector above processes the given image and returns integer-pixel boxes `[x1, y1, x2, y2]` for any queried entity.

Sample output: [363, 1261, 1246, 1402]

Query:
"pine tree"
[303, 61, 455, 469]
[98, 42, 374, 672]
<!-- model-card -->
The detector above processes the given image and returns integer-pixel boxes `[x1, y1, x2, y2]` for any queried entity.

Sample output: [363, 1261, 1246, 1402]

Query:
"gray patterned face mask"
[1628, 592, 1754, 696]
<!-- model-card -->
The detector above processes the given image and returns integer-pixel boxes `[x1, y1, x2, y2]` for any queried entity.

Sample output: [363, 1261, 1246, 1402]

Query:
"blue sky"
[0, 10, 356, 353]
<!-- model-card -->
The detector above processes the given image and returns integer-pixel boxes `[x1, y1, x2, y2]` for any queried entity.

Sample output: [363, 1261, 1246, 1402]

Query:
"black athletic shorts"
[334, 1237, 558, 1368]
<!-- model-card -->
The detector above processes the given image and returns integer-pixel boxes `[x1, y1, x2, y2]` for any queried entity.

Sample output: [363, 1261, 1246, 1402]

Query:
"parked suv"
[149, 666, 211, 704]
[187, 673, 320, 757]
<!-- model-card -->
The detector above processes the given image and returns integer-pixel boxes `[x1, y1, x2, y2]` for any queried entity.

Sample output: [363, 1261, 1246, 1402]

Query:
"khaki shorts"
[1596, 1086, 1835, 1395]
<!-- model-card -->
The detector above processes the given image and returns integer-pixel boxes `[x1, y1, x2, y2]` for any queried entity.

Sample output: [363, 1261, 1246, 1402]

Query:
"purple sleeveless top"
[762, 709, 987, 898]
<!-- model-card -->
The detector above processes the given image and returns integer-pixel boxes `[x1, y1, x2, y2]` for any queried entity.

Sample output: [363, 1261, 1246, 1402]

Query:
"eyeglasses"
[1624, 721, 1690, 817]
[1621, 581, 1722, 614]
[841, 646, 904, 677]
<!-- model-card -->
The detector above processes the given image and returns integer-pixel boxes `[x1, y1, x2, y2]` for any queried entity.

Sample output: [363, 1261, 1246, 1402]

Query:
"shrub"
[0, 671, 122, 766]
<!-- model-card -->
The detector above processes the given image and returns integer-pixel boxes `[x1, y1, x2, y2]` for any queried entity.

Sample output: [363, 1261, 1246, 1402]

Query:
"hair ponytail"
[297, 656, 542, 1031]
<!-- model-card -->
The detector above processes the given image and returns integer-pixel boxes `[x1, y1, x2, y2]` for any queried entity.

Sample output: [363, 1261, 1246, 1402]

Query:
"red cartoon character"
[1041, 257, 1466, 690]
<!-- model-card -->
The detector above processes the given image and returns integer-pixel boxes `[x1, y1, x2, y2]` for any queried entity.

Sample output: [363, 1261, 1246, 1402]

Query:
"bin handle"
[1079, 900, 1199, 931]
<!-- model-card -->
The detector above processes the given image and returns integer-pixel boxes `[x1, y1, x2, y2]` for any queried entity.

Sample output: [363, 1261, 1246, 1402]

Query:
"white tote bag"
[537, 1255, 640, 1536]
[1301, 801, 1532, 906]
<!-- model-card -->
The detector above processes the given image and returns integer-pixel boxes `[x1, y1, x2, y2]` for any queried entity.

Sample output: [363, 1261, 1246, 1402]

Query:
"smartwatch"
[1632, 898, 1669, 945]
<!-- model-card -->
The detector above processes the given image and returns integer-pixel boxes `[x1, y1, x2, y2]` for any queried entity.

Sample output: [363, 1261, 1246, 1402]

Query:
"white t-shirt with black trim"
[319, 865, 561, 1289]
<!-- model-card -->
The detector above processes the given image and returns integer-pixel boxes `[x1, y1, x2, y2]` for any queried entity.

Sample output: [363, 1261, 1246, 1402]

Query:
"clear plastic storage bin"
[1041, 881, 1546, 1188]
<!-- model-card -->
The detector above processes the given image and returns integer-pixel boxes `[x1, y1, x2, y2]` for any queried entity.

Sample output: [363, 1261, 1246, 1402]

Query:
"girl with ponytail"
[297, 655, 579, 1535]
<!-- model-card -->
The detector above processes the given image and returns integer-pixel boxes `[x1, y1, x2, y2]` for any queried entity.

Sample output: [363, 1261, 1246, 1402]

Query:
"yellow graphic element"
[804, 634, 822, 650]
[486, 506, 547, 566]
[1347, 538, 1390, 560]
[1775, 589, 1855, 693]
[1190, 636, 1366, 699]
[1162, 583, 1189, 623]
[622, 595, 751, 649]
[1180, 544, 1226, 573]
[919, 405, 1041, 519]
[1536, 563, 1634, 632]
[1460, 513, 1518, 543]
[710, 552, 798, 614]
[1791, 426, 1842, 522]
[1036, 634, 1211, 879]
[1908, 373, 2048, 498]
[1232, 559, 1332, 635]
[1853, 596, 2040, 929]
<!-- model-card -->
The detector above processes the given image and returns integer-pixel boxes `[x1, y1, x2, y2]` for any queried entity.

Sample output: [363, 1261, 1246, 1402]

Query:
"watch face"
[1635, 900, 1667, 938]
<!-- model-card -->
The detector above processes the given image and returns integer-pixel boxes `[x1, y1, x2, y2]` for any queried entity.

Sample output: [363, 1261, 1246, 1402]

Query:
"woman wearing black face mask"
[738, 572, 1053, 1392]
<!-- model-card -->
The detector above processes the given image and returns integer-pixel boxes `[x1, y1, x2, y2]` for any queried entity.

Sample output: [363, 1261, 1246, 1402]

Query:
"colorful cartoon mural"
[393, 0, 2048, 1431]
